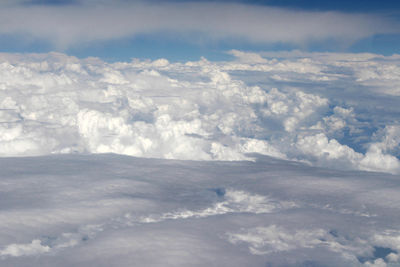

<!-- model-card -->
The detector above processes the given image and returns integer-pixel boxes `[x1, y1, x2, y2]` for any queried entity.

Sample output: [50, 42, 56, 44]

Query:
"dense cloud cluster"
[0, 51, 399, 173]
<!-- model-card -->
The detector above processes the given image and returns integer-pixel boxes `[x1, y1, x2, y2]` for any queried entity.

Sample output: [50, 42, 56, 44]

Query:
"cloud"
[227, 225, 328, 255]
[227, 225, 400, 266]
[0, 51, 400, 174]
[0, 154, 400, 265]
[139, 189, 297, 223]
[228, 50, 268, 64]
[0, 240, 50, 257]
[0, 1, 397, 49]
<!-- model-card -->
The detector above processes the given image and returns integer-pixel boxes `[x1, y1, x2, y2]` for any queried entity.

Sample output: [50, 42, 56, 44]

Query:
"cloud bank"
[0, 51, 400, 174]
[1, 154, 400, 266]
[0, 1, 397, 48]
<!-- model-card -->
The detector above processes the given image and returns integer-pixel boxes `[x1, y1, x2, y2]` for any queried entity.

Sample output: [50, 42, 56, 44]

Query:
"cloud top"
[0, 51, 400, 174]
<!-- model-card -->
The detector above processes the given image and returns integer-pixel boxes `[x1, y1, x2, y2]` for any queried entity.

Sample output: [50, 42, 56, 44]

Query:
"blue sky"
[1, 0, 400, 61]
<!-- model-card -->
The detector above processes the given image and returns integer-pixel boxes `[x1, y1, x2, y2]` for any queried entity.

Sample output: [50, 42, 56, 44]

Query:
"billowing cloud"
[0, 1, 396, 48]
[0, 51, 400, 174]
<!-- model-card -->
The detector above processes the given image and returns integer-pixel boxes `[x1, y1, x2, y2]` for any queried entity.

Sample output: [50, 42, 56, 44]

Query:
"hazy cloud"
[1, 154, 400, 266]
[0, 1, 397, 48]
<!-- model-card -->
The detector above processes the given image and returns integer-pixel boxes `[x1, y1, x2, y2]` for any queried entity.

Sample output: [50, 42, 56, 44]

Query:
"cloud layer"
[0, 1, 397, 48]
[0, 51, 400, 173]
[1, 154, 400, 266]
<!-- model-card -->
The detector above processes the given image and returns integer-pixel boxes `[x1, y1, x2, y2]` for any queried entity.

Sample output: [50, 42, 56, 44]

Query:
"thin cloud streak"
[0, 1, 397, 49]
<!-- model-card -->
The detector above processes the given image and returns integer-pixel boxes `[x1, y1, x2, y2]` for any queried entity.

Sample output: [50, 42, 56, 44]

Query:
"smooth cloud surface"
[0, 1, 396, 48]
[1, 154, 400, 266]
[0, 51, 400, 174]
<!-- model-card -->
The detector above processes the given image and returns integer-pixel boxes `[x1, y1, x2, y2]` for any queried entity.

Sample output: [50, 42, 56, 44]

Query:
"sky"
[2, 2, 400, 266]
[0, 0, 399, 61]
[1, 0, 400, 174]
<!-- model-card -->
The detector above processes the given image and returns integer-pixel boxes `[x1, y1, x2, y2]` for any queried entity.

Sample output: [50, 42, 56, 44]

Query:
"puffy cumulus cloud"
[296, 133, 363, 167]
[372, 231, 400, 252]
[0, 240, 50, 257]
[261, 89, 329, 132]
[1, 51, 400, 174]
[295, 133, 400, 174]
[370, 125, 400, 157]
[0, 1, 397, 49]
[354, 61, 400, 96]
[311, 107, 357, 137]
[355, 125, 400, 174]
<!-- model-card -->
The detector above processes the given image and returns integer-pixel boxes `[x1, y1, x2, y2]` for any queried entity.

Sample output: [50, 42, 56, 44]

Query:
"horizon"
[0, 0, 399, 61]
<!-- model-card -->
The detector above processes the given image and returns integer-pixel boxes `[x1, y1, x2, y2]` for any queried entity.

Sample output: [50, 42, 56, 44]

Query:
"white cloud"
[139, 190, 297, 223]
[387, 253, 400, 262]
[0, 51, 400, 174]
[0, 240, 50, 257]
[360, 145, 400, 174]
[0, 1, 396, 48]
[372, 231, 400, 252]
[371, 125, 400, 156]
[228, 50, 268, 64]
[363, 258, 387, 267]
[296, 133, 363, 167]
[227, 225, 327, 255]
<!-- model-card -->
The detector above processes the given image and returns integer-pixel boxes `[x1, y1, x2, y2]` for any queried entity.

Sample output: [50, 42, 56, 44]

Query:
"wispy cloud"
[0, 1, 397, 49]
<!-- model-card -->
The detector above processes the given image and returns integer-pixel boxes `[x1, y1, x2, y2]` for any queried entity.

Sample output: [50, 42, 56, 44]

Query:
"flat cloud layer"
[0, 1, 396, 48]
[1, 51, 400, 174]
[0, 154, 400, 266]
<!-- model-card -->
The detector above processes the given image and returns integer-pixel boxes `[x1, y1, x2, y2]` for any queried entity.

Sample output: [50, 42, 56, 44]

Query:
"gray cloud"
[0, 1, 397, 48]
[1, 154, 400, 266]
